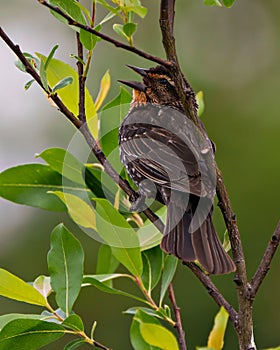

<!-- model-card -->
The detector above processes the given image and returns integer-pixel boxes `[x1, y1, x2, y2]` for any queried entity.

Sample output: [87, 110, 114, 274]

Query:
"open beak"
[126, 65, 148, 77]
[118, 80, 146, 92]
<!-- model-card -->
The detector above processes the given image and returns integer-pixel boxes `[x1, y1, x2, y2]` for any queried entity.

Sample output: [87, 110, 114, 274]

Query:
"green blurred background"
[0, 0, 279, 349]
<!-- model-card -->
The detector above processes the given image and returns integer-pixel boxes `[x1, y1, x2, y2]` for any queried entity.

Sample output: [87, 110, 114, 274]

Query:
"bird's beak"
[126, 65, 148, 77]
[118, 80, 146, 92]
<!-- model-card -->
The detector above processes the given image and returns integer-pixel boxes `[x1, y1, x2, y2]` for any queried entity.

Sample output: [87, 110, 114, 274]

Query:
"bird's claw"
[129, 192, 147, 212]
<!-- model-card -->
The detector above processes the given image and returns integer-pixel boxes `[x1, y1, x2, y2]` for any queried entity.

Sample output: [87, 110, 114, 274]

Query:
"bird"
[118, 64, 235, 275]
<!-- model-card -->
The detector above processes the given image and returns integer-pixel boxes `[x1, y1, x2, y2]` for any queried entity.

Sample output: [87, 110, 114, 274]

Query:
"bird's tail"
[160, 196, 235, 274]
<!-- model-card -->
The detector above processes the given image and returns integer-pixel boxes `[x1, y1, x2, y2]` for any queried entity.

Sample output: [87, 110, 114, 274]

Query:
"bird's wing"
[120, 105, 214, 196]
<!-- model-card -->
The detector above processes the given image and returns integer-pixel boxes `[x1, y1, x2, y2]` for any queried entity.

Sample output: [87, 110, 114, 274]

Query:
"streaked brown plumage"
[119, 65, 235, 274]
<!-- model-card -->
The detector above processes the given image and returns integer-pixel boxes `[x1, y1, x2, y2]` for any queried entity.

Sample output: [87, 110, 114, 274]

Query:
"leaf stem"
[134, 276, 176, 327]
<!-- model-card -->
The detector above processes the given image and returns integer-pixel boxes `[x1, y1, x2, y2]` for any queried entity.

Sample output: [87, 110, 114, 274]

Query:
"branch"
[159, 0, 199, 128]
[93, 340, 112, 350]
[0, 26, 164, 234]
[168, 283, 187, 350]
[38, 0, 170, 67]
[159, 3, 257, 347]
[250, 220, 280, 298]
[76, 31, 86, 122]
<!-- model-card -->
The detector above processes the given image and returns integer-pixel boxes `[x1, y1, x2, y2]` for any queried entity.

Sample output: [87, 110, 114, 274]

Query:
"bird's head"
[119, 65, 182, 109]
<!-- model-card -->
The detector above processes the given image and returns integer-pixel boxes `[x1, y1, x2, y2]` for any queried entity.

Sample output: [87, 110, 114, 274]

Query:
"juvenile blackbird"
[118, 65, 235, 274]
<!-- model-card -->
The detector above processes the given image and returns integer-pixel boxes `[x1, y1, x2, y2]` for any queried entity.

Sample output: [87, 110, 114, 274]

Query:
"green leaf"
[85, 273, 132, 283]
[52, 76, 73, 93]
[95, 199, 143, 276]
[137, 206, 166, 251]
[47, 224, 84, 316]
[39, 58, 49, 91]
[222, 230, 231, 253]
[96, 0, 120, 15]
[95, 70, 111, 112]
[264, 348, 280, 350]
[63, 314, 84, 332]
[140, 323, 179, 350]
[84, 166, 120, 204]
[0, 315, 42, 331]
[159, 255, 178, 306]
[83, 276, 147, 304]
[38, 148, 85, 186]
[36, 54, 97, 137]
[40, 309, 66, 323]
[80, 29, 95, 50]
[45, 44, 59, 70]
[33, 276, 52, 299]
[122, 1, 147, 18]
[0, 319, 64, 350]
[99, 11, 116, 26]
[0, 269, 47, 307]
[51, 192, 96, 230]
[64, 339, 86, 350]
[15, 53, 40, 73]
[196, 91, 205, 117]
[203, 0, 222, 6]
[123, 22, 137, 37]
[130, 309, 161, 350]
[138, 224, 162, 251]
[49, 0, 86, 24]
[96, 245, 119, 275]
[99, 87, 131, 158]
[24, 79, 35, 90]
[80, 24, 102, 51]
[221, 0, 235, 7]
[113, 24, 128, 40]
[207, 307, 229, 350]
[0, 163, 91, 211]
[74, 1, 91, 22]
[141, 246, 163, 293]
[124, 307, 164, 320]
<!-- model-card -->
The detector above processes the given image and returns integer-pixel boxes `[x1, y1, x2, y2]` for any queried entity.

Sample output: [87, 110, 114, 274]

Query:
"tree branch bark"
[76, 30, 86, 122]
[158, 1, 256, 349]
[250, 220, 280, 298]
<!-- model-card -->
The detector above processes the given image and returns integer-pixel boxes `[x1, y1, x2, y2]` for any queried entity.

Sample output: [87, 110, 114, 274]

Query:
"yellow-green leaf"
[95, 70, 111, 112]
[196, 91, 205, 117]
[51, 191, 96, 230]
[140, 323, 179, 350]
[36, 54, 98, 138]
[207, 307, 229, 350]
[0, 269, 47, 307]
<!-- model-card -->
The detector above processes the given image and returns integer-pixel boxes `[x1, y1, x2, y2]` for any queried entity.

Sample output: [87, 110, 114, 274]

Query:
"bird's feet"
[129, 192, 147, 212]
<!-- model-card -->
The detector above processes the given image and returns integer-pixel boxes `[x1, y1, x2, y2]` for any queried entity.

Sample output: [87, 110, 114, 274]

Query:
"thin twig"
[215, 167, 254, 348]
[168, 283, 187, 350]
[76, 30, 86, 122]
[250, 220, 280, 298]
[159, 0, 199, 128]
[93, 340, 112, 350]
[38, 0, 171, 67]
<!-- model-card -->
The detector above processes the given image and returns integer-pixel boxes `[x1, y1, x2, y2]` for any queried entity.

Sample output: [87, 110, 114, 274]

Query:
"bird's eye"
[158, 78, 169, 85]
